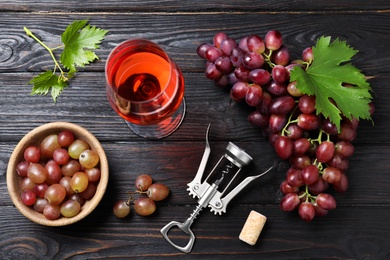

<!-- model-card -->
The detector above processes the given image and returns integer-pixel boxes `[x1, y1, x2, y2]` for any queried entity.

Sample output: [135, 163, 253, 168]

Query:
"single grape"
[247, 34, 265, 53]
[204, 46, 223, 62]
[302, 47, 313, 62]
[53, 148, 70, 165]
[16, 160, 30, 177]
[60, 176, 75, 196]
[60, 200, 81, 218]
[85, 167, 101, 183]
[245, 84, 263, 107]
[27, 163, 48, 184]
[243, 52, 264, 69]
[33, 183, 49, 198]
[322, 166, 342, 184]
[271, 65, 289, 83]
[322, 118, 338, 135]
[68, 193, 85, 206]
[256, 91, 272, 115]
[293, 138, 311, 156]
[337, 124, 356, 142]
[266, 80, 287, 97]
[297, 114, 320, 130]
[79, 183, 97, 200]
[298, 95, 316, 114]
[24, 145, 41, 163]
[265, 30, 283, 50]
[315, 193, 337, 210]
[220, 38, 237, 56]
[45, 160, 62, 185]
[21, 190, 37, 206]
[248, 110, 269, 128]
[316, 141, 335, 163]
[230, 81, 249, 102]
[272, 45, 290, 66]
[70, 172, 89, 193]
[214, 56, 233, 73]
[113, 200, 131, 218]
[21, 177, 36, 191]
[147, 183, 170, 201]
[43, 204, 61, 220]
[44, 184, 66, 205]
[298, 202, 315, 222]
[79, 149, 100, 169]
[269, 114, 287, 133]
[274, 136, 293, 160]
[286, 167, 303, 187]
[40, 134, 61, 158]
[328, 154, 349, 171]
[238, 36, 249, 52]
[280, 193, 300, 212]
[287, 81, 303, 97]
[68, 139, 90, 160]
[61, 159, 81, 177]
[134, 197, 156, 216]
[58, 130, 75, 147]
[248, 69, 271, 86]
[135, 174, 153, 191]
[301, 164, 319, 185]
[34, 198, 49, 213]
[269, 96, 295, 115]
[314, 203, 328, 217]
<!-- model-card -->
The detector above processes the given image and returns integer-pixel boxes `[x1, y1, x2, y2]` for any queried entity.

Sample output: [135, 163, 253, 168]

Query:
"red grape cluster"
[197, 31, 375, 221]
[113, 174, 169, 218]
[16, 131, 101, 220]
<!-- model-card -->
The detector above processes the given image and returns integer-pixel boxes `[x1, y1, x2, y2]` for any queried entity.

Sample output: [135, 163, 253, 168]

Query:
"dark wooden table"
[1, 1, 389, 259]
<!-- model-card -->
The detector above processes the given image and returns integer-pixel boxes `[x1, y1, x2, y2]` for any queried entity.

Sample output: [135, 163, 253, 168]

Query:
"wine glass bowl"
[105, 39, 186, 138]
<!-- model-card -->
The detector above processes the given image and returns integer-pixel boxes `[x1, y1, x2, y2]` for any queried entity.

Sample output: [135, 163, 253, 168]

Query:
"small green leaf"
[28, 71, 68, 102]
[60, 20, 109, 70]
[290, 36, 372, 130]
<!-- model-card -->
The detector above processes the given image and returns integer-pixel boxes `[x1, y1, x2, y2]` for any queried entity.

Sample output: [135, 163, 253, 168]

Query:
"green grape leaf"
[28, 71, 68, 102]
[60, 19, 109, 70]
[290, 36, 372, 130]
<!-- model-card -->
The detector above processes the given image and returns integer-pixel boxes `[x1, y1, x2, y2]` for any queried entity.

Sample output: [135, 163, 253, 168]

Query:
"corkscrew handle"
[160, 219, 196, 253]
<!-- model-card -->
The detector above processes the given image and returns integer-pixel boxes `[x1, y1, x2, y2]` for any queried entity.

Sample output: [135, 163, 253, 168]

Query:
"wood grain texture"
[0, 1, 389, 259]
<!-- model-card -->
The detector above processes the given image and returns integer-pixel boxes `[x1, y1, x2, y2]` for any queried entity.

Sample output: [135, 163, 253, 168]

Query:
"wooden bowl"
[6, 122, 109, 226]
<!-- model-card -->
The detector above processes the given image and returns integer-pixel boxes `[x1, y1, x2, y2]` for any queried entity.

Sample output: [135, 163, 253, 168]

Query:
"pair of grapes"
[197, 31, 375, 221]
[16, 131, 101, 220]
[113, 174, 169, 218]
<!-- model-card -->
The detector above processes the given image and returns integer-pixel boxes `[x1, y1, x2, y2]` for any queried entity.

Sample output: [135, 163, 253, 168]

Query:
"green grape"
[147, 183, 169, 201]
[44, 184, 66, 205]
[113, 200, 131, 218]
[134, 197, 156, 216]
[40, 134, 61, 158]
[70, 172, 89, 193]
[68, 139, 90, 159]
[60, 200, 81, 218]
[79, 149, 99, 169]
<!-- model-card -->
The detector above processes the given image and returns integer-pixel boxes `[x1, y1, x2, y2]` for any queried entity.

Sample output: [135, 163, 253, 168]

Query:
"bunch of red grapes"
[197, 31, 374, 221]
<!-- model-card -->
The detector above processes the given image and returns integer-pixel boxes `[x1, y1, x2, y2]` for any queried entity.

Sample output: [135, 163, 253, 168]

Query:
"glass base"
[125, 98, 186, 139]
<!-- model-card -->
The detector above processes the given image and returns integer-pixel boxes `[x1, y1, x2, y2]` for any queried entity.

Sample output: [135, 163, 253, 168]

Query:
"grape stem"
[23, 26, 69, 82]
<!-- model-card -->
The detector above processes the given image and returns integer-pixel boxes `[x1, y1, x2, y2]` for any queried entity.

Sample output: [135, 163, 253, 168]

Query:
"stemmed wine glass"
[105, 39, 186, 139]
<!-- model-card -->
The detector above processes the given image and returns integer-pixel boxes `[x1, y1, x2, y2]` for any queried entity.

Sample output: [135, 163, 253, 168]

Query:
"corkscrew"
[160, 124, 273, 253]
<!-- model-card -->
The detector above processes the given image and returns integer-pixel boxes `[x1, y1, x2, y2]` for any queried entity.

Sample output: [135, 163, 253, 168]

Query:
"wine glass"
[105, 39, 186, 139]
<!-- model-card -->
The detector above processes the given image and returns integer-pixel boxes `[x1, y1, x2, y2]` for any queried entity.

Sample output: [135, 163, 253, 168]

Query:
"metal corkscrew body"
[160, 124, 273, 253]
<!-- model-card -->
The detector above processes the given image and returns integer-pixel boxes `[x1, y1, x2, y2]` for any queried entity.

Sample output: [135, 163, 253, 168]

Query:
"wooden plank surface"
[0, 2, 389, 259]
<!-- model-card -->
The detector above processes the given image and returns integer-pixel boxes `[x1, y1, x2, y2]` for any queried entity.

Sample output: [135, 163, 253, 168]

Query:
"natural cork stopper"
[239, 210, 267, 246]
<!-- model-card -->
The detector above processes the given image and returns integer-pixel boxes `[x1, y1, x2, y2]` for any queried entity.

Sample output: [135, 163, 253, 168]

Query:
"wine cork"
[239, 210, 267, 246]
